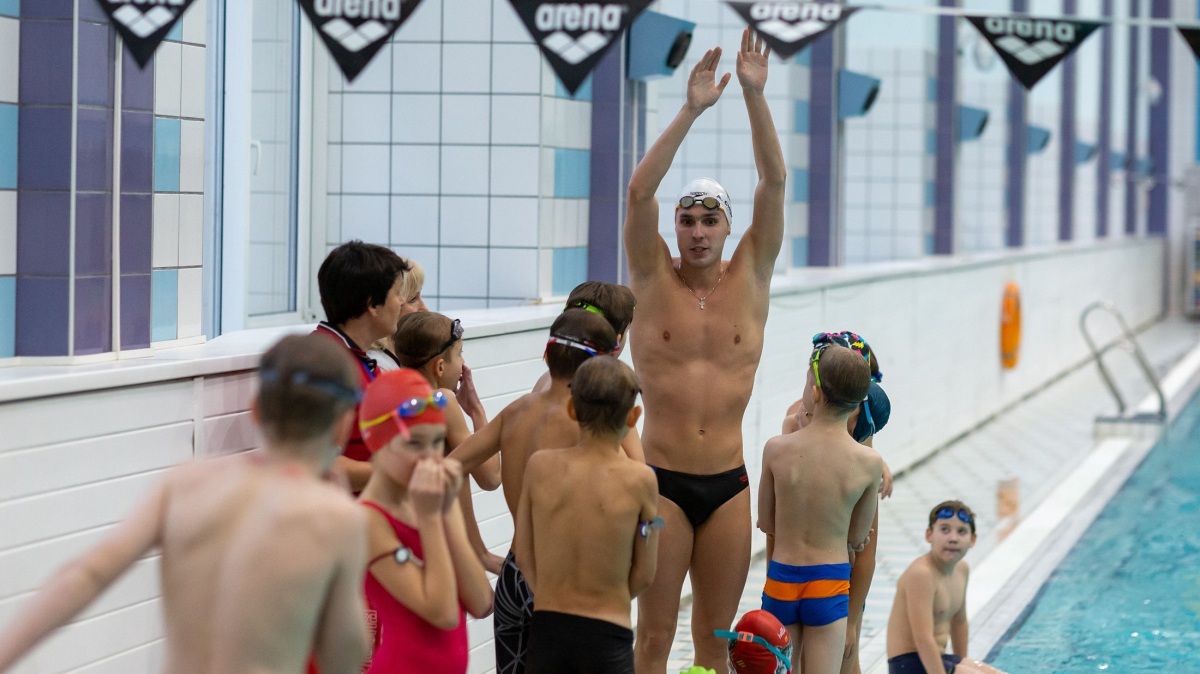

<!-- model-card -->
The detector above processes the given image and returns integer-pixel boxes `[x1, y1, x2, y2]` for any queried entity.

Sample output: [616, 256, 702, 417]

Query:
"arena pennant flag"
[510, 0, 653, 95]
[967, 15, 1102, 90]
[725, 1, 859, 59]
[1177, 27, 1200, 61]
[297, 0, 426, 82]
[94, 0, 199, 68]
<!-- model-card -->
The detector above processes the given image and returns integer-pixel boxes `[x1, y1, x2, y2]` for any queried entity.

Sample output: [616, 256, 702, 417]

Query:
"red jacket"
[313, 323, 376, 463]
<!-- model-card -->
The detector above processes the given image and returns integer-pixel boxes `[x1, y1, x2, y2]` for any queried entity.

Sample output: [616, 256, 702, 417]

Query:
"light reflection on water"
[988, 394, 1200, 673]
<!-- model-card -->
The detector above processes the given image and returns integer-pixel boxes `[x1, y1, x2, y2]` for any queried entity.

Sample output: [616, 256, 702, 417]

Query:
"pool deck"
[666, 316, 1200, 672]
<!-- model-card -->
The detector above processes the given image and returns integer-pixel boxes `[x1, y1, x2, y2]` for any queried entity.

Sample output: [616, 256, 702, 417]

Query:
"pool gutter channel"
[862, 335, 1200, 674]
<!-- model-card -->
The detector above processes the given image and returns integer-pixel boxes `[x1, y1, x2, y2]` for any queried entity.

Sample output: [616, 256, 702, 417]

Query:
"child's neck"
[257, 442, 327, 476]
[417, 366, 443, 390]
[808, 404, 851, 430]
[578, 431, 624, 456]
[926, 551, 958, 576]
[547, 377, 572, 397]
[362, 473, 411, 512]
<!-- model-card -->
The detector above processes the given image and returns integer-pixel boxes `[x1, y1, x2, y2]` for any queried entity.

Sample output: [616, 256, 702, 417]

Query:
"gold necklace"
[676, 267, 725, 310]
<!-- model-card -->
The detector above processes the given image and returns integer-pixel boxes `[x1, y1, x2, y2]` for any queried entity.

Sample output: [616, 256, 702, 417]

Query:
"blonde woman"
[372, 260, 429, 371]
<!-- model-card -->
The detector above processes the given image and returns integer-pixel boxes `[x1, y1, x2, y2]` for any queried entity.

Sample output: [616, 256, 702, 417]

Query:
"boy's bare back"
[490, 390, 582, 513]
[520, 446, 657, 627]
[887, 555, 969, 658]
[163, 456, 368, 674]
[762, 425, 881, 565]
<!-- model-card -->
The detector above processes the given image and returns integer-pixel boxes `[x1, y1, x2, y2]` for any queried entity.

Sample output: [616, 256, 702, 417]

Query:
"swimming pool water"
[987, 393, 1200, 672]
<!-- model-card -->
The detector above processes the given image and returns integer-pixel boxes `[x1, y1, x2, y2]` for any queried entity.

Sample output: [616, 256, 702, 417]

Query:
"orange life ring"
[1001, 282, 1021, 369]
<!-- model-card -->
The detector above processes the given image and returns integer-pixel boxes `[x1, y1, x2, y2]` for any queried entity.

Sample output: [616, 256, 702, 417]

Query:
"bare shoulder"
[762, 433, 795, 465]
[956, 559, 971, 580]
[899, 555, 933, 588]
[854, 442, 884, 473]
[440, 388, 467, 418]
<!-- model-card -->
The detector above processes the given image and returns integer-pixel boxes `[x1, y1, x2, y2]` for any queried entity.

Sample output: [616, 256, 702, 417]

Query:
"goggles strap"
[546, 336, 605, 356]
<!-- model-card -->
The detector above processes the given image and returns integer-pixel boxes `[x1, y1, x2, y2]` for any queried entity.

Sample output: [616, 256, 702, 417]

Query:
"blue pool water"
[988, 394, 1200, 672]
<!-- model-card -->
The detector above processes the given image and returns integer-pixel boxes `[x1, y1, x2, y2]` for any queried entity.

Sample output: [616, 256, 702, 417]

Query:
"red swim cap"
[727, 610, 791, 674]
[359, 369, 446, 451]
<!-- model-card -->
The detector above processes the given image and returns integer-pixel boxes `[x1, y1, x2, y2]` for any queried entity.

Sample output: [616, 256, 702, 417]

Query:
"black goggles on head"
[412, 318, 464, 368]
[259, 367, 361, 404]
[678, 195, 723, 211]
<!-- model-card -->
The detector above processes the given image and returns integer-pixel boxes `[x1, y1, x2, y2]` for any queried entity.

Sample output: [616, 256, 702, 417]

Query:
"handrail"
[1079, 301, 1167, 420]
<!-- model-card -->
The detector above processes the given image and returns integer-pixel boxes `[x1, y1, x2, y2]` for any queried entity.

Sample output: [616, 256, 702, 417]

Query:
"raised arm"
[443, 392, 500, 489]
[628, 468, 661, 597]
[731, 29, 787, 278]
[446, 406, 504, 490]
[0, 480, 166, 671]
[312, 509, 372, 674]
[624, 48, 731, 276]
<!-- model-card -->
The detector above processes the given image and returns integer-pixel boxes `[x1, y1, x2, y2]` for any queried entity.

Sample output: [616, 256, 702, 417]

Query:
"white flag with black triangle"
[94, 0, 199, 68]
[967, 15, 1102, 90]
[1178, 26, 1200, 62]
[298, 0, 426, 83]
[510, 0, 653, 95]
[725, 1, 858, 59]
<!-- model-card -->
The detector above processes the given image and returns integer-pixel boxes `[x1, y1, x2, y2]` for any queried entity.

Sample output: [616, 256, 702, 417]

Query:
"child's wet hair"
[566, 282, 637, 336]
[928, 500, 976, 534]
[393, 312, 456, 368]
[547, 309, 618, 380]
[571, 357, 641, 434]
[811, 345, 871, 410]
[257, 334, 360, 444]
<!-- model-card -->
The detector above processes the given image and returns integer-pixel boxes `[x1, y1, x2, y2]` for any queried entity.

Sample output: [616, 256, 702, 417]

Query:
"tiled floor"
[666, 318, 1200, 671]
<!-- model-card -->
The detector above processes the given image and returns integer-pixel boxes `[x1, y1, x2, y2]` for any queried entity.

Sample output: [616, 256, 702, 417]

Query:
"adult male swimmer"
[624, 30, 786, 672]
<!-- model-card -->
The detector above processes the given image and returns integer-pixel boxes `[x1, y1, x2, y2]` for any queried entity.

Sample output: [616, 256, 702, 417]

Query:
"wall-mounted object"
[958, 105, 989, 142]
[838, 70, 880, 120]
[1074, 141, 1096, 164]
[1026, 125, 1051, 154]
[628, 10, 695, 81]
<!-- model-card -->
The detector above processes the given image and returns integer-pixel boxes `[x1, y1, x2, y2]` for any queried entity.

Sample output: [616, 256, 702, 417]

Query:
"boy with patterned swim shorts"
[757, 345, 881, 674]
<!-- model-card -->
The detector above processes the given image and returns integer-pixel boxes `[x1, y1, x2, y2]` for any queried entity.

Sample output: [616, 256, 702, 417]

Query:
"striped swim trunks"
[761, 560, 851, 627]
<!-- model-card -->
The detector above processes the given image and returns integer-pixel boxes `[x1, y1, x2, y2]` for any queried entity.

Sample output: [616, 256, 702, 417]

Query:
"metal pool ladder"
[1080, 301, 1167, 437]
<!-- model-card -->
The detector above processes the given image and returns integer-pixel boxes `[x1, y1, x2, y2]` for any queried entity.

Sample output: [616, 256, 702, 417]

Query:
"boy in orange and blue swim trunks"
[756, 344, 881, 674]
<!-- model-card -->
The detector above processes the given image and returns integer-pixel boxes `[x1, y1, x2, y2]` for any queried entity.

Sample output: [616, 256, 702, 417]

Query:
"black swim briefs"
[527, 610, 634, 674]
[887, 652, 963, 674]
[652, 464, 749, 528]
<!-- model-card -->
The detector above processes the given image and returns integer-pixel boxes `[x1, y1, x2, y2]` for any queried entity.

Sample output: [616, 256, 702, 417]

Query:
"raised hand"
[410, 458, 447, 517]
[686, 47, 732, 113]
[736, 28, 770, 94]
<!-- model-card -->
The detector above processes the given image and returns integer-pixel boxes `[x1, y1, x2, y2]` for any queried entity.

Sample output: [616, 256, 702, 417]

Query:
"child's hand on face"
[441, 459, 464, 511]
[410, 459, 446, 517]
[455, 365, 483, 417]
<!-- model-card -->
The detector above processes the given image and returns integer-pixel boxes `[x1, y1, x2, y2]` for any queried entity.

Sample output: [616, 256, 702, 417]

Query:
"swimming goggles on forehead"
[809, 344, 868, 407]
[411, 319, 464, 368]
[714, 630, 793, 673]
[546, 335, 610, 356]
[678, 195, 724, 211]
[566, 301, 606, 317]
[359, 391, 449, 433]
[259, 367, 361, 404]
[936, 507, 974, 525]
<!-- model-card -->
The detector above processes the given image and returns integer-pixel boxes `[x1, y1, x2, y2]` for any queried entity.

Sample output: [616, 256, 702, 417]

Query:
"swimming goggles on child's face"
[398, 391, 449, 418]
[678, 195, 723, 211]
[715, 630, 793, 673]
[936, 507, 974, 525]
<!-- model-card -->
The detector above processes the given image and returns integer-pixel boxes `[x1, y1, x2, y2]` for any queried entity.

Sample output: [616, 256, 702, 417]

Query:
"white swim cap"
[676, 177, 732, 225]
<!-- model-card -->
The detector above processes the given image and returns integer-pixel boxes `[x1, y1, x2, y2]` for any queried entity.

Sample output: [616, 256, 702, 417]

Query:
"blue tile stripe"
[792, 237, 808, 268]
[154, 117, 181, 192]
[0, 104, 15, 189]
[0, 0, 17, 18]
[151, 269, 178, 342]
[793, 168, 809, 203]
[553, 148, 590, 199]
[794, 100, 810, 134]
[0, 276, 13, 358]
[166, 18, 183, 42]
[552, 247, 587, 296]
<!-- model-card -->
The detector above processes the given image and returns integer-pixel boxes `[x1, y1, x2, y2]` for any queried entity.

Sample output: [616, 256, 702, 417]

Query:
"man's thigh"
[688, 489, 752, 665]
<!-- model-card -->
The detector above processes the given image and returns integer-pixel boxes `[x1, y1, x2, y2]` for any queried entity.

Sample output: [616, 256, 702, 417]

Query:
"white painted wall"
[0, 238, 1163, 674]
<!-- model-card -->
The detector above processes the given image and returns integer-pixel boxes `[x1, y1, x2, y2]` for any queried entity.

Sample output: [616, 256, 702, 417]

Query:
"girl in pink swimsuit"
[356, 368, 494, 674]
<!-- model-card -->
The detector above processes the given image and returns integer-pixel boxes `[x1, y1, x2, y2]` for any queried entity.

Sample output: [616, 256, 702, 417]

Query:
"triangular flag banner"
[510, 0, 653, 95]
[298, 0, 425, 82]
[967, 15, 1102, 90]
[94, 0, 198, 68]
[725, 1, 858, 59]
[1178, 27, 1200, 61]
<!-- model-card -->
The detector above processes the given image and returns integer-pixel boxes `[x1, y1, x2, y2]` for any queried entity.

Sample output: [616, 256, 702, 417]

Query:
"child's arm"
[620, 426, 646, 463]
[513, 458, 541, 591]
[848, 456, 882, 551]
[628, 468, 661, 597]
[365, 461, 460, 630]
[443, 392, 501, 490]
[312, 509, 372, 674]
[0, 480, 167, 670]
[756, 440, 778, 540]
[950, 564, 970, 657]
[903, 568, 950, 674]
[443, 496, 495, 619]
[445, 406, 504, 487]
[782, 399, 802, 434]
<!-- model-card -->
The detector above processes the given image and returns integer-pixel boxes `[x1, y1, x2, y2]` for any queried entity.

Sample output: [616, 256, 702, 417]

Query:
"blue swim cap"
[853, 381, 890, 443]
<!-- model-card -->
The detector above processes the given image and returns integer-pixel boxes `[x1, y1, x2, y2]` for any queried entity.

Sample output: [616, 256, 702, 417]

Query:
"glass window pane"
[248, 0, 299, 316]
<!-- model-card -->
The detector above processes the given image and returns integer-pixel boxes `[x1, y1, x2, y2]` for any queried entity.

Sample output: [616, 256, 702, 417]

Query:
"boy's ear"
[433, 356, 445, 379]
[627, 405, 642, 428]
[925, 528, 933, 544]
[969, 532, 978, 547]
[566, 397, 578, 422]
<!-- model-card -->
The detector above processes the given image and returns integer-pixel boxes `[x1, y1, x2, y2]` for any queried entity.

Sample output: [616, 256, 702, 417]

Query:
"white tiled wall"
[0, 238, 1163, 674]
[958, 77, 1008, 253]
[324, 0, 558, 310]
